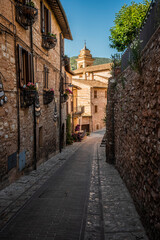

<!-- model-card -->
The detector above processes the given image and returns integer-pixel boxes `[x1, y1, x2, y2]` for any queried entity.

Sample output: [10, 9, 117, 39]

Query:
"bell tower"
[76, 42, 94, 69]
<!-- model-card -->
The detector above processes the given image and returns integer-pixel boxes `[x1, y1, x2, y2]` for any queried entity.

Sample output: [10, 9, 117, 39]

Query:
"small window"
[105, 91, 107, 98]
[44, 66, 49, 89]
[18, 45, 32, 87]
[94, 90, 97, 98]
[95, 105, 98, 113]
[66, 102, 68, 115]
[41, 1, 51, 35]
[71, 101, 73, 112]
[39, 127, 43, 148]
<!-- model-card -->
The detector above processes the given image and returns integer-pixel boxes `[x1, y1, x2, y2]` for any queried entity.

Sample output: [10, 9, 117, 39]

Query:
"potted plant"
[16, 1, 38, 27]
[21, 82, 37, 107]
[43, 88, 54, 105]
[26, 1, 35, 8]
[65, 88, 73, 95]
[61, 88, 72, 103]
[42, 33, 57, 50]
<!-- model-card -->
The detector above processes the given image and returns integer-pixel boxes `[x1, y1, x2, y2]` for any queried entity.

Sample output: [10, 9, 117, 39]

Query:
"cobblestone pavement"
[84, 131, 148, 240]
[0, 129, 148, 240]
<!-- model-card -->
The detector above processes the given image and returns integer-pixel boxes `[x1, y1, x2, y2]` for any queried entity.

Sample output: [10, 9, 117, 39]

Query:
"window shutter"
[18, 44, 23, 87]
[44, 65, 46, 88]
[48, 10, 51, 33]
[44, 65, 48, 88]
[41, 1, 45, 33]
[27, 52, 31, 83]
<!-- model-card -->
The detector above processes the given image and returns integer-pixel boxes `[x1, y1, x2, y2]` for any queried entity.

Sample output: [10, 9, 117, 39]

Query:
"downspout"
[59, 32, 62, 153]
[14, 27, 20, 153]
[30, 25, 37, 170]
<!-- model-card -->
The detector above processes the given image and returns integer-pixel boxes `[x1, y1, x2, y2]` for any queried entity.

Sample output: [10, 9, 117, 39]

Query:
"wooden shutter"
[18, 44, 23, 87]
[48, 10, 51, 33]
[27, 52, 32, 83]
[47, 68, 49, 89]
[41, 1, 45, 33]
[71, 101, 73, 112]
[44, 65, 49, 89]
[44, 65, 46, 88]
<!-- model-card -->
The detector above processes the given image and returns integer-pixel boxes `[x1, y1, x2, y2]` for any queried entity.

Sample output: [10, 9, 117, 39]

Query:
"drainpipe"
[14, 27, 20, 153]
[59, 33, 62, 153]
[30, 25, 37, 170]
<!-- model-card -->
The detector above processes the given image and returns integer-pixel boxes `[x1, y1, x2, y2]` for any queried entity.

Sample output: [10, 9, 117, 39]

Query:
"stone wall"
[106, 27, 160, 239]
[0, 0, 67, 188]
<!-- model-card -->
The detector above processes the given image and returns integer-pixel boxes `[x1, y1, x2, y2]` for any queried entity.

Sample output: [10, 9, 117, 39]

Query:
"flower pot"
[20, 89, 36, 108]
[16, 3, 38, 27]
[42, 35, 57, 50]
[61, 94, 69, 103]
[43, 90, 54, 105]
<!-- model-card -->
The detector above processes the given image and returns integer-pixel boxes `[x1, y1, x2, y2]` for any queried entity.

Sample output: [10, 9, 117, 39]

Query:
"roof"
[47, 0, 72, 40]
[74, 63, 112, 74]
[72, 84, 82, 90]
[72, 79, 107, 88]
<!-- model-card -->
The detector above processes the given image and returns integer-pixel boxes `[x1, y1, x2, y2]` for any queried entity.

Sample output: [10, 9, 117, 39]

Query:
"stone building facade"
[72, 44, 111, 132]
[106, 25, 160, 240]
[0, 0, 72, 188]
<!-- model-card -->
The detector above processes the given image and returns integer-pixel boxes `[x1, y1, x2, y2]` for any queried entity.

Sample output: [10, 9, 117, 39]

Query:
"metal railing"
[121, 0, 160, 71]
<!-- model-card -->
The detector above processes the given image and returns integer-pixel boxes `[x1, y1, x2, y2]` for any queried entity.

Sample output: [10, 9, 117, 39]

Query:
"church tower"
[76, 43, 94, 69]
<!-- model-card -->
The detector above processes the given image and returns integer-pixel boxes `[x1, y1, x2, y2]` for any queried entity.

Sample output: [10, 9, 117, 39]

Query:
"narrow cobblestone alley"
[0, 130, 148, 240]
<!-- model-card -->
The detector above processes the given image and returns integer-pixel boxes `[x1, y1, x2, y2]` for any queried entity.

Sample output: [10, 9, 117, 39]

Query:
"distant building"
[72, 44, 111, 132]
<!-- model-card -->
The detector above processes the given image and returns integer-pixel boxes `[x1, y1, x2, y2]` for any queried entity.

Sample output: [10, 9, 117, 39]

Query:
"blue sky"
[60, 0, 143, 58]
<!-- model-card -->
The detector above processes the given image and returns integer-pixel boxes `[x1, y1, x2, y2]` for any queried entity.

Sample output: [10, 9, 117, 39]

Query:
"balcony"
[15, 2, 38, 29]
[73, 106, 85, 116]
[42, 34, 57, 50]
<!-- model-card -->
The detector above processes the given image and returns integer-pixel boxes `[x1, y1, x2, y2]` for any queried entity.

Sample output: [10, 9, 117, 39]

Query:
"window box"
[42, 34, 57, 50]
[43, 89, 54, 105]
[61, 94, 69, 103]
[16, 1, 38, 28]
[20, 88, 36, 108]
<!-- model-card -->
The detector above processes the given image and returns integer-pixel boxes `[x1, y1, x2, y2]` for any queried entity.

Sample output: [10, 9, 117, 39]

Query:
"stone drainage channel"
[84, 140, 105, 240]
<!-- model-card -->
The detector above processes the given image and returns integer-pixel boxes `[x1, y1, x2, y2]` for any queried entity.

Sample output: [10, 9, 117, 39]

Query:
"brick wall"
[0, 0, 67, 188]
[106, 27, 160, 239]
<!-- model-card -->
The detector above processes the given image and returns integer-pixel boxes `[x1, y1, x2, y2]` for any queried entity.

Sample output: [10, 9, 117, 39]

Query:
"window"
[39, 127, 43, 148]
[71, 101, 73, 112]
[105, 91, 107, 98]
[66, 102, 68, 115]
[18, 45, 32, 87]
[41, 1, 51, 35]
[94, 90, 97, 98]
[44, 65, 49, 89]
[95, 105, 98, 113]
